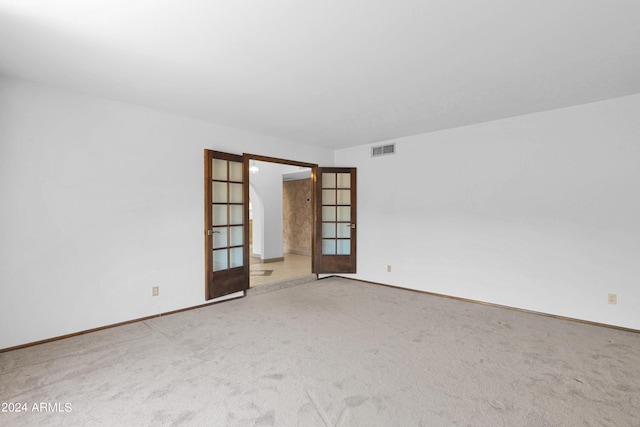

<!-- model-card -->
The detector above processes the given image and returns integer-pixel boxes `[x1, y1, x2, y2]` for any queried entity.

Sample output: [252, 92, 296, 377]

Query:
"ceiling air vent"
[371, 143, 396, 157]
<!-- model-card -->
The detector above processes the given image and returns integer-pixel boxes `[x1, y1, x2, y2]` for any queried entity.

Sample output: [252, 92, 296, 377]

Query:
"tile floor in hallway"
[250, 252, 312, 287]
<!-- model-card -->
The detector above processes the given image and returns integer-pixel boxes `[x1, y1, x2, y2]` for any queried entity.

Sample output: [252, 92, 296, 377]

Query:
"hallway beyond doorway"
[250, 252, 312, 287]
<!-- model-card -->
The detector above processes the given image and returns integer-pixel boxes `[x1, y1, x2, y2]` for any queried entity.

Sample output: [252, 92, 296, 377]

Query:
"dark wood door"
[204, 150, 249, 300]
[314, 167, 357, 274]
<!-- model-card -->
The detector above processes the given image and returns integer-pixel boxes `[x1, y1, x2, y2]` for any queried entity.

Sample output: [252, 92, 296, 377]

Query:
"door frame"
[244, 153, 319, 275]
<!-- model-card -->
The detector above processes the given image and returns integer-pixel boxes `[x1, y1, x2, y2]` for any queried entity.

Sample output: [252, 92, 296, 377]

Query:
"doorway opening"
[246, 155, 315, 288]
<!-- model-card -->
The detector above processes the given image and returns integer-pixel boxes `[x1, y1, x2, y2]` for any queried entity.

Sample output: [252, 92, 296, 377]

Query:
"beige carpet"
[1, 277, 639, 426]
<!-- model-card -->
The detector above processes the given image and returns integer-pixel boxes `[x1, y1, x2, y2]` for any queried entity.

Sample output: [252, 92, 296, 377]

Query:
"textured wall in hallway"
[283, 178, 312, 255]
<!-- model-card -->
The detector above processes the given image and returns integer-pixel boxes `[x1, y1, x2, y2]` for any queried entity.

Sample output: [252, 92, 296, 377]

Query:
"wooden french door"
[205, 151, 356, 298]
[204, 150, 249, 300]
[314, 167, 357, 274]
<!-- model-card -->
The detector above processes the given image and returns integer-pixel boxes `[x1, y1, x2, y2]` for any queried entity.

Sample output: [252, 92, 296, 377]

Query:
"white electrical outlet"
[152, 286, 159, 297]
[608, 293, 617, 305]
[387, 265, 392, 272]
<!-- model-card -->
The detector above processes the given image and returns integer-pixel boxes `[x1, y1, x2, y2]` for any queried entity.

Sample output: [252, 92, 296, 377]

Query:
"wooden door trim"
[311, 166, 317, 274]
[244, 153, 318, 169]
[243, 155, 250, 281]
[245, 154, 319, 276]
[204, 149, 212, 300]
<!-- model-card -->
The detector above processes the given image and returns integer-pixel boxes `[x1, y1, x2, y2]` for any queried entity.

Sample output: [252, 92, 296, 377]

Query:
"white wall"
[249, 161, 285, 260]
[249, 185, 263, 256]
[3, 75, 638, 349]
[335, 94, 640, 330]
[0, 77, 333, 349]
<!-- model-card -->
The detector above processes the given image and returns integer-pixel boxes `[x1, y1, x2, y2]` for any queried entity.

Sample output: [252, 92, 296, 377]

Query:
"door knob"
[207, 230, 220, 235]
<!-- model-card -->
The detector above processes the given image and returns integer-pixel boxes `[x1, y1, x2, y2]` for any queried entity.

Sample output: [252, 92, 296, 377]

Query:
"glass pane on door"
[229, 226, 243, 246]
[322, 239, 336, 255]
[212, 182, 227, 203]
[337, 173, 351, 188]
[322, 173, 336, 188]
[229, 205, 243, 224]
[212, 205, 227, 226]
[337, 190, 350, 204]
[212, 159, 227, 181]
[229, 247, 243, 268]
[229, 161, 243, 182]
[322, 223, 336, 238]
[322, 189, 336, 205]
[212, 227, 227, 249]
[337, 207, 350, 221]
[337, 223, 351, 238]
[337, 240, 351, 255]
[213, 249, 228, 271]
[229, 183, 243, 203]
[322, 206, 336, 221]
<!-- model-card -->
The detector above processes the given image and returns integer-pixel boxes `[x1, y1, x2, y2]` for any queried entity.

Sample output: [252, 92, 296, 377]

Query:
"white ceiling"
[1, 1, 639, 149]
